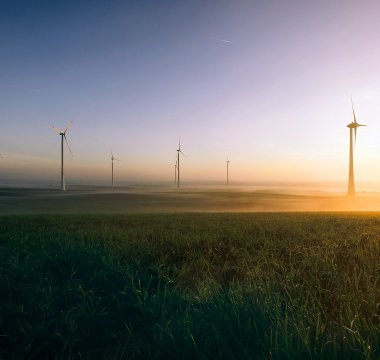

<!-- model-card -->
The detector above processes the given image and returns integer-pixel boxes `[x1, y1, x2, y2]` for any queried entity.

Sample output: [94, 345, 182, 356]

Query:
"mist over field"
[2, 185, 380, 214]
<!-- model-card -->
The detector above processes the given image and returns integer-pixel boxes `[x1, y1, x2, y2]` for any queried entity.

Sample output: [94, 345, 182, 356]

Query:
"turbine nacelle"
[51, 121, 73, 136]
[347, 122, 366, 141]
[177, 147, 186, 157]
[347, 122, 366, 129]
[110, 150, 121, 162]
[50, 121, 74, 156]
[348, 98, 366, 143]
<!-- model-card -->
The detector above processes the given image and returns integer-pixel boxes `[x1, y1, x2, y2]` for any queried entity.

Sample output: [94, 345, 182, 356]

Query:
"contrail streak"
[216, 38, 232, 44]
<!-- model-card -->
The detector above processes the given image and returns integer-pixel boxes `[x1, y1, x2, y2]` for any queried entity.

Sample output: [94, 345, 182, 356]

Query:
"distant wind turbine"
[347, 97, 366, 196]
[110, 151, 121, 188]
[50, 121, 73, 191]
[226, 157, 230, 185]
[176, 138, 186, 189]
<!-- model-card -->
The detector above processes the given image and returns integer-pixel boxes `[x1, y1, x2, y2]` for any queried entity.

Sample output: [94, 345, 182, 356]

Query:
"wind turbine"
[110, 151, 121, 188]
[50, 121, 73, 191]
[347, 97, 366, 196]
[176, 138, 186, 189]
[226, 157, 230, 185]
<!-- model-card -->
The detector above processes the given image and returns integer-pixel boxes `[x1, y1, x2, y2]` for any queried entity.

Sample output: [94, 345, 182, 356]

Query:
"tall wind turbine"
[226, 157, 230, 185]
[110, 151, 121, 188]
[176, 138, 186, 189]
[347, 98, 366, 196]
[50, 121, 73, 191]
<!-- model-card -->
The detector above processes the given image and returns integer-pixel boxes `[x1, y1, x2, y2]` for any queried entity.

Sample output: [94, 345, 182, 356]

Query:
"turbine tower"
[174, 159, 177, 185]
[347, 98, 366, 196]
[110, 151, 121, 188]
[176, 138, 186, 189]
[50, 121, 73, 191]
[226, 157, 230, 185]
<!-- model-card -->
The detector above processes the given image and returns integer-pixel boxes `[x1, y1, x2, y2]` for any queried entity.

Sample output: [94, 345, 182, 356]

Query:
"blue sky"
[1, 0, 380, 186]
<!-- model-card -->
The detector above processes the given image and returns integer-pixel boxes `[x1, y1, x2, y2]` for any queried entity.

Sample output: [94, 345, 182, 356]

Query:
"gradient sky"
[1, 0, 380, 187]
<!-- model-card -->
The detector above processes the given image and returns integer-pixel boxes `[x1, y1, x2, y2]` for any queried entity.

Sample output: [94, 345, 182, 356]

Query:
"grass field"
[0, 213, 379, 359]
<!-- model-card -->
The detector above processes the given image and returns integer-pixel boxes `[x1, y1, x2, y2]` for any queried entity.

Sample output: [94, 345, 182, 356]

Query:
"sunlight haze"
[1, 0, 380, 189]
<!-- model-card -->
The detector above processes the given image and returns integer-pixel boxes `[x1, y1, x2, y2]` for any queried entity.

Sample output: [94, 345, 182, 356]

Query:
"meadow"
[0, 212, 379, 359]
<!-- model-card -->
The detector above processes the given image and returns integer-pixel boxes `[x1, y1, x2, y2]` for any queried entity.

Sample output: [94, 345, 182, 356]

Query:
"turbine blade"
[351, 97, 357, 123]
[180, 150, 187, 158]
[64, 134, 73, 156]
[354, 127, 357, 144]
[178, 137, 181, 151]
[63, 121, 73, 134]
[50, 125, 62, 134]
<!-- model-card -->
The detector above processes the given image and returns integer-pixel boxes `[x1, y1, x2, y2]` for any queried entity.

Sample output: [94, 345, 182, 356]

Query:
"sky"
[1, 0, 380, 188]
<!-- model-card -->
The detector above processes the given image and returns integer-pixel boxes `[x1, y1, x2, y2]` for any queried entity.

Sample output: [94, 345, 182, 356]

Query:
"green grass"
[0, 213, 379, 359]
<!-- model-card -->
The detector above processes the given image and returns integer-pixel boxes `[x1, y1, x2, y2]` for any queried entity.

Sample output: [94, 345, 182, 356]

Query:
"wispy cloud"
[215, 38, 232, 44]
[209, 36, 233, 44]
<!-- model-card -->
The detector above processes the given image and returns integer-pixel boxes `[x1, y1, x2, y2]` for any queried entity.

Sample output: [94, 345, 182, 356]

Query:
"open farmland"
[0, 213, 379, 359]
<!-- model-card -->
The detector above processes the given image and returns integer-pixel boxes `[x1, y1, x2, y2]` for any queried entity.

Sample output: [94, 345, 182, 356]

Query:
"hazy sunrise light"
[1, 0, 380, 189]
